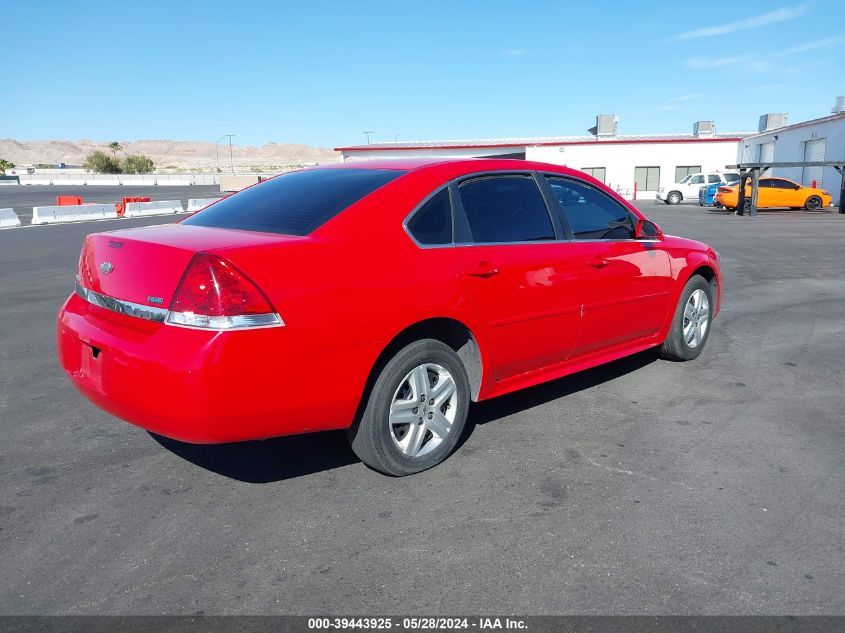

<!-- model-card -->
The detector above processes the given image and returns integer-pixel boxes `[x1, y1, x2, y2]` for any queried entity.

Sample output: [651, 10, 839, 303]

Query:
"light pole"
[363, 131, 373, 144]
[216, 134, 235, 174]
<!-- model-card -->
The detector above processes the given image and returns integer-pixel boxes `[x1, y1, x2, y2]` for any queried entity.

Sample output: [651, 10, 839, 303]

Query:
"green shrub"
[121, 154, 155, 174]
[83, 151, 122, 174]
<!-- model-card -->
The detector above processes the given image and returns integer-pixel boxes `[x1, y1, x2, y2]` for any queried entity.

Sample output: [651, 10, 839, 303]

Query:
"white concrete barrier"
[0, 208, 21, 228]
[124, 200, 184, 217]
[186, 198, 223, 212]
[31, 204, 118, 225]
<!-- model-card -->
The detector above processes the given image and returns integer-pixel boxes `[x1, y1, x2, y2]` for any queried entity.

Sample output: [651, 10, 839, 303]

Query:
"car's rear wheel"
[348, 339, 470, 476]
[659, 275, 713, 361]
[667, 191, 682, 205]
[804, 195, 823, 211]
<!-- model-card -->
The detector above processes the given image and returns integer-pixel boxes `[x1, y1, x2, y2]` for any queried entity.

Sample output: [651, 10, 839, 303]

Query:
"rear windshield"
[183, 168, 406, 235]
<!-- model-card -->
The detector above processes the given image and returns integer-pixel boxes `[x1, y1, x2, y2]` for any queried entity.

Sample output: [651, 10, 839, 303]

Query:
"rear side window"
[407, 188, 452, 245]
[545, 176, 634, 240]
[184, 168, 405, 235]
[458, 176, 554, 243]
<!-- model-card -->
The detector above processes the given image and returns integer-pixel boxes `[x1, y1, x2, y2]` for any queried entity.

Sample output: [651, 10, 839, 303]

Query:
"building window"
[675, 166, 701, 182]
[634, 166, 660, 191]
[580, 167, 606, 183]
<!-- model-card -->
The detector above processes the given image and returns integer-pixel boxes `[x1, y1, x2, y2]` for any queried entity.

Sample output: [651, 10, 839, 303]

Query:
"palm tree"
[0, 158, 14, 175]
[108, 141, 123, 157]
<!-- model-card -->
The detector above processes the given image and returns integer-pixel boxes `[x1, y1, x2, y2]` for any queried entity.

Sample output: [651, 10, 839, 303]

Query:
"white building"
[739, 100, 845, 205]
[336, 115, 750, 199]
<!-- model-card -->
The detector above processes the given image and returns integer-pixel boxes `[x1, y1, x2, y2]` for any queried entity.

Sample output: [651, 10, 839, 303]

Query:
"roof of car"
[316, 157, 475, 170]
[313, 157, 571, 173]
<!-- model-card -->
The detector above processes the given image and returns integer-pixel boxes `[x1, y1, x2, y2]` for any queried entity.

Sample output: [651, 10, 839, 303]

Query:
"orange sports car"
[715, 177, 832, 211]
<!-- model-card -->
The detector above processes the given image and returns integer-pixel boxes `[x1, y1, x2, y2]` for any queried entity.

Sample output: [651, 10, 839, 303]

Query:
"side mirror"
[635, 219, 663, 240]
[795, 184, 802, 190]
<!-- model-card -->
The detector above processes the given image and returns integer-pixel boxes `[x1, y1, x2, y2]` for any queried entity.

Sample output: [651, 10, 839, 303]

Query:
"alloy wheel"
[389, 363, 458, 457]
[682, 289, 710, 348]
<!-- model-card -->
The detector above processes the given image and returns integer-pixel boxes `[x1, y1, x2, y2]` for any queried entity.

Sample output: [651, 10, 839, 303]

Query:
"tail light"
[167, 253, 283, 330]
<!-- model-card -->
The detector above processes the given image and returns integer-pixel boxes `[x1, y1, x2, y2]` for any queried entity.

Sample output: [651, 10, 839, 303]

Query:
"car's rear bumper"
[57, 293, 350, 443]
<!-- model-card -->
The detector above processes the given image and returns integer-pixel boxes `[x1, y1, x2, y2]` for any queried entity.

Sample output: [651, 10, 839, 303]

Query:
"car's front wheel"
[348, 339, 470, 475]
[804, 195, 823, 211]
[659, 275, 714, 361]
[667, 191, 682, 205]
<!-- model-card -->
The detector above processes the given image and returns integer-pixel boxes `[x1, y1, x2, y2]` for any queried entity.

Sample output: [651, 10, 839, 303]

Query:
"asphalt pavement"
[0, 202, 843, 615]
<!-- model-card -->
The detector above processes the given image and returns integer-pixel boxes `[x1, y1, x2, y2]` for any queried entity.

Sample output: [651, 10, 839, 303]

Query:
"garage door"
[757, 142, 774, 163]
[803, 139, 825, 186]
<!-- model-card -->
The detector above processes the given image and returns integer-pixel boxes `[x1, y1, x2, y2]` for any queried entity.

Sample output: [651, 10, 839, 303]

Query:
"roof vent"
[832, 96, 845, 114]
[588, 114, 618, 137]
[693, 120, 716, 137]
[758, 113, 787, 132]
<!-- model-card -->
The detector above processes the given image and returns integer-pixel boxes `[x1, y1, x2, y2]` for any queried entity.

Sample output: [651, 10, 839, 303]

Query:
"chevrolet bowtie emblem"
[100, 262, 114, 274]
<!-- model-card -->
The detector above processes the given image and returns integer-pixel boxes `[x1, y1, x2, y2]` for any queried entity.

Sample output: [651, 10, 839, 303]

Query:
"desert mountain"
[0, 138, 340, 172]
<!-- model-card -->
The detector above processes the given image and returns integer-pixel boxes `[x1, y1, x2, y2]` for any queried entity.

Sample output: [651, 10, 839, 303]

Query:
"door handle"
[586, 256, 609, 269]
[465, 262, 499, 278]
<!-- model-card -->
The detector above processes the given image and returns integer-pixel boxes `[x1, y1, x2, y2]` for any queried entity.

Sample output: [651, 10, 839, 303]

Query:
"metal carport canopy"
[726, 161, 845, 216]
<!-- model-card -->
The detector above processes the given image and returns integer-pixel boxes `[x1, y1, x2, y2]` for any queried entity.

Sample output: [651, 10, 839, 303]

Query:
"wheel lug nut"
[428, 412, 433, 419]
[429, 399, 434, 405]
[413, 407, 418, 414]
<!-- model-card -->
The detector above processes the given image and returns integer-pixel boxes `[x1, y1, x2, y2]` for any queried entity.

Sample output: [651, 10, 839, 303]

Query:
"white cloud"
[667, 94, 702, 103]
[684, 37, 837, 69]
[499, 48, 527, 57]
[676, 4, 808, 40]
[687, 56, 747, 68]
[774, 37, 838, 56]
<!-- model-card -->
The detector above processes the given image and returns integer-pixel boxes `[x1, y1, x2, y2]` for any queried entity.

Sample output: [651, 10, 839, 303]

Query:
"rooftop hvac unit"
[758, 113, 788, 132]
[832, 96, 845, 114]
[592, 114, 617, 137]
[693, 120, 715, 137]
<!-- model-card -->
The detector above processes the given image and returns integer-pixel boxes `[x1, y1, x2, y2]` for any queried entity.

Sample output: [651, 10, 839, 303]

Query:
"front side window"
[688, 175, 705, 185]
[634, 166, 660, 191]
[458, 176, 554, 243]
[184, 168, 406, 235]
[406, 188, 452, 245]
[707, 175, 722, 184]
[546, 176, 634, 240]
[675, 166, 702, 182]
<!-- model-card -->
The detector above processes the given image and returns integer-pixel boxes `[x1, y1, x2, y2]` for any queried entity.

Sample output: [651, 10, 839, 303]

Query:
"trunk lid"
[78, 224, 302, 309]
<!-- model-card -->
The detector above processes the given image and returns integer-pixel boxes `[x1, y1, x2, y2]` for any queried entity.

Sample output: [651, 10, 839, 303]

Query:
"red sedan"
[58, 158, 722, 475]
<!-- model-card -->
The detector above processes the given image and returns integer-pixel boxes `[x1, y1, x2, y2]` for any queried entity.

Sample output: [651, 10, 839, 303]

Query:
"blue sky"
[2, 0, 843, 147]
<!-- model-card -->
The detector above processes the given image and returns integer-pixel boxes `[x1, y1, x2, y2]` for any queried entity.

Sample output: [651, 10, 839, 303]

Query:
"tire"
[804, 195, 823, 211]
[667, 191, 682, 205]
[347, 339, 470, 476]
[659, 275, 714, 361]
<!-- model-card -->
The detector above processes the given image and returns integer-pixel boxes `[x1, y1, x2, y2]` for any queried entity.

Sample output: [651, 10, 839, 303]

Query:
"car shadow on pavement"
[151, 349, 659, 483]
[149, 430, 358, 483]
[465, 348, 658, 428]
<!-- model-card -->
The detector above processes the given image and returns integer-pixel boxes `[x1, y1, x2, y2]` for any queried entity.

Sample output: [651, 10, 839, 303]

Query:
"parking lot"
[1, 199, 843, 615]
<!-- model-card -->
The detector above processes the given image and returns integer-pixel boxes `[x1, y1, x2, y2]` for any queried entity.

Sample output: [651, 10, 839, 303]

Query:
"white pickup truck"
[656, 171, 740, 205]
